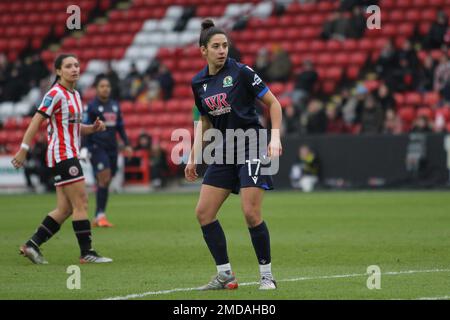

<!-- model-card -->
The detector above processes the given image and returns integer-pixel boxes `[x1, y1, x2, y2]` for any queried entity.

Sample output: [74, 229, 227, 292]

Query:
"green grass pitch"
[0, 191, 449, 300]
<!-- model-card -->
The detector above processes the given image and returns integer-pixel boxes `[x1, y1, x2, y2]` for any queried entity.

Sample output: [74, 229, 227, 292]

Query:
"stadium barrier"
[276, 133, 450, 189]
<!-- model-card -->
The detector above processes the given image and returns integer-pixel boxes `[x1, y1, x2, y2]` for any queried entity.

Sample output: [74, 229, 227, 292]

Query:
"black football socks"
[201, 220, 230, 267]
[72, 220, 93, 256]
[26, 215, 61, 250]
[95, 186, 109, 217]
[249, 221, 271, 266]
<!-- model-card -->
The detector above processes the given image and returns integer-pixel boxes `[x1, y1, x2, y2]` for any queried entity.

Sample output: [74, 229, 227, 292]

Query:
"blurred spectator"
[292, 59, 318, 109]
[390, 57, 418, 92]
[376, 83, 395, 112]
[282, 104, 301, 134]
[136, 132, 152, 151]
[321, 11, 350, 41]
[146, 58, 161, 78]
[228, 43, 242, 62]
[325, 103, 346, 134]
[375, 40, 398, 82]
[383, 109, 403, 134]
[105, 61, 121, 100]
[266, 45, 292, 82]
[360, 94, 384, 133]
[347, 6, 366, 39]
[397, 39, 419, 68]
[156, 64, 174, 100]
[342, 84, 368, 124]
[289, 145, 320, 192]
[121, 62, 143, 100]
[0, 53, 9, 101]
[253, 48, 270, 82]
[26, 54, 49, 87]
[417, 54, 436, 92]
[303, 99, 327, 134]
[375, 83, 396, 111]
[424, 10, 448, 49]
[434, 54, 450, 102]
[411, 115, 433, 133]
[150, 141, 169, 188]
[136, 75, 160, 102]
[2, 63, 28, 102]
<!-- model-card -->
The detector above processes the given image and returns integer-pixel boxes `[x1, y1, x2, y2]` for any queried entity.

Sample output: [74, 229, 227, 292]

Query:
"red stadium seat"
[347, 66, 360, 80]
[417, 107, 433, 119]
[398, 107, 416, 124]
[150, 100, 165, 113]
[135, 102, 151, 114]
[405, 92, 422, 106]
[423, 92, 440, 107]
[121, 101, 134, 114]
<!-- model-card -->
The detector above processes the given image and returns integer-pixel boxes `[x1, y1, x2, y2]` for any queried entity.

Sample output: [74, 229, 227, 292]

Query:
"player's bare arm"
[260, 90, 283, 158]
[11, 113, 46, 169]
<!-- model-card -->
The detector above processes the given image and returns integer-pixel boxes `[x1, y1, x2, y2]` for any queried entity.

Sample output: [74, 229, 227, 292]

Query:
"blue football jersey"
[83, 97, 129, 152]
[191, 58, 269, 133]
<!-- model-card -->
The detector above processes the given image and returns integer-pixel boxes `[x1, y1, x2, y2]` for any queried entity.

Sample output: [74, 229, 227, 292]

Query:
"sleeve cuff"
[36, 110, 50, 118]
[257, 86, 269, 98]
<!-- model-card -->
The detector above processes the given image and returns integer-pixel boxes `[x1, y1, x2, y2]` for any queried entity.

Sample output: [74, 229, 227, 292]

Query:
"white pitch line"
[416, 295, 450, 300]
[103, 268, 450, 300]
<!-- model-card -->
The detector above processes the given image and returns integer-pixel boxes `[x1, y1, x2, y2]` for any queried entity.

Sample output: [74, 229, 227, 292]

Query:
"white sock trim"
[259, 263, 272, 275]
[217, 263, 232, 273]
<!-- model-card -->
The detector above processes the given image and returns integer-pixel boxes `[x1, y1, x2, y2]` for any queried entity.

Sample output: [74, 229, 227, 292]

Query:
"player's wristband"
[20, 143, 30, 151]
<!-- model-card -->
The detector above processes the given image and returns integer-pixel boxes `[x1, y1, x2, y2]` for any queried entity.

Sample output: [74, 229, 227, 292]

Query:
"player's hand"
[268, 138, 282, 158]
[123, 145, 133, 158]
[11, 148, 27, 169]
[184, 163, 198, 182]
[93, 117, 106, 132]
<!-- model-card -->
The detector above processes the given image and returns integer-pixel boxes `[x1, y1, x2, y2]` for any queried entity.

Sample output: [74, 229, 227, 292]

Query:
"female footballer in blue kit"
[83, 75, 133, 228]
[185, 20, 283, 290]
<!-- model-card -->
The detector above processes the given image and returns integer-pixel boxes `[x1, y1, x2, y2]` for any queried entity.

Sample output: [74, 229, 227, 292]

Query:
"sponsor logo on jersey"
[43, 95, 53, 107]
[103, 112, 117, 127]
[223, 76, 233, 88]
[204, 93, 231, 116]
[252, 74, 262, 87]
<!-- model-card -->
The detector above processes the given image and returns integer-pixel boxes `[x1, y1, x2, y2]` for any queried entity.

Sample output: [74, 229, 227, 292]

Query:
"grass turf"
[0, 191, 449, 300]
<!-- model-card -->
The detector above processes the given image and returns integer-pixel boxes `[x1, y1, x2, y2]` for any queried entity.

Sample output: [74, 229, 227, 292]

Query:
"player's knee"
[74, 191, 88, 212]
[195, 205, 214, 224]
[242, 204, 261, 226]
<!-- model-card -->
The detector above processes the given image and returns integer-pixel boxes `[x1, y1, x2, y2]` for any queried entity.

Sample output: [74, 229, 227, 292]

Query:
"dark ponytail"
[199, 19, 227, 47]
[50, 53, 78, 87]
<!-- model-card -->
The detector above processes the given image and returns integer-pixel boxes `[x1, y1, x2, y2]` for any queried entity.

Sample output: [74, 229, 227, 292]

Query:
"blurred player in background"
[12, 54, 113, 264]
[83, 75, 132, 227]
[185, 20, 283, 290]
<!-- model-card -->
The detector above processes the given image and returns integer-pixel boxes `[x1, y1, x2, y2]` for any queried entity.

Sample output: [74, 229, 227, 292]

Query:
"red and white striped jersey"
[37, 84, 83, 167]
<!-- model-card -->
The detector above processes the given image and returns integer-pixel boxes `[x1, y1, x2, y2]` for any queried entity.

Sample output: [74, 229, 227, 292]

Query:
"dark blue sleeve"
[192, 83, 206, 116]
[82, 103, 95, 125]
[240, 65, 269, 99]
[116, 103, 130, 146]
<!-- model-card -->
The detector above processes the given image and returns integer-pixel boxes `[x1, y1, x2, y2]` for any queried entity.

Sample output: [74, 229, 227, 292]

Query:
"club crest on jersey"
[223, 76, 233, 88]
[99, 106, 104, 112]
[203, 83, 207, 92]
[204, 93, 231, 116]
